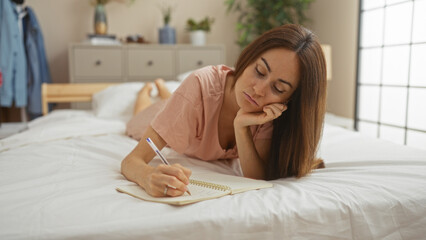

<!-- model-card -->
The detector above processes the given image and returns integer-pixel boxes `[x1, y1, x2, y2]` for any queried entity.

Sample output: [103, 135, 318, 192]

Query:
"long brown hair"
[233, 24, 327, 180]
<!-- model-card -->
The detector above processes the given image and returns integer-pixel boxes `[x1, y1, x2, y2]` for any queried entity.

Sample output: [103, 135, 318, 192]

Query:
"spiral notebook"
[116, 172, 273, 205]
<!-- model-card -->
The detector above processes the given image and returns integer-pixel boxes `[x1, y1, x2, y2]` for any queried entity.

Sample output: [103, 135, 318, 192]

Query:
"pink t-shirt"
[151, 65, 273, 161]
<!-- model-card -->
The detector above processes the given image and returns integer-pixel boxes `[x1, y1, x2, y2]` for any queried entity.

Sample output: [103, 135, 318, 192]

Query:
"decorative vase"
[94, 4, 107, 35]
[190, 30, 206, 46]
[159, 24, 176, 44]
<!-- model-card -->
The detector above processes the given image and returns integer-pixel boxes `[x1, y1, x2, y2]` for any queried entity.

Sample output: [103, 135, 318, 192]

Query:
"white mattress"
[0, 110, 425, 240]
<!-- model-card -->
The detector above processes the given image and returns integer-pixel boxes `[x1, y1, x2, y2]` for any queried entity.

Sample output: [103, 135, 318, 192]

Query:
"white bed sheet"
[0, 110, 425, 240]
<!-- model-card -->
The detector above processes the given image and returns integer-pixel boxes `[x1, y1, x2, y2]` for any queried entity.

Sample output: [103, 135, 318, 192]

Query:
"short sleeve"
[151, 74, 203, 154]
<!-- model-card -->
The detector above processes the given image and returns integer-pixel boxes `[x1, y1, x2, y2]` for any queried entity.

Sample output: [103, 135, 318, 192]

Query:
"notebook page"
[117, 183, 230, 205]
[191, 172, 273, 194]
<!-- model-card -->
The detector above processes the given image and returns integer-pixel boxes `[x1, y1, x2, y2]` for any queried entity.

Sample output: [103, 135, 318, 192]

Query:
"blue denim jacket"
[24, 7, 51, 118]
[0, 0, 27, 107]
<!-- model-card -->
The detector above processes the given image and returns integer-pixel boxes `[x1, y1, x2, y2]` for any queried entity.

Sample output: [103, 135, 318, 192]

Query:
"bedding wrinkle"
[246, 189, 291, 238]
[233, 192, 273, 233]
[183, 194, 274, 239]
[388, 197, 426, 239]
[290, 181, 353, 238]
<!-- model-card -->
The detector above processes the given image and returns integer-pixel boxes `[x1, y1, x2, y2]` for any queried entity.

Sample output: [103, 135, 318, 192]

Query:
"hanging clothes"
[23, 7, 51, 119]
[0, 0, 28, 108]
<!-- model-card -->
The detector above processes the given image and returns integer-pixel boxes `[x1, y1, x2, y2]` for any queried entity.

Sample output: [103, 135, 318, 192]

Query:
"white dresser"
[69, 43, 226, 83]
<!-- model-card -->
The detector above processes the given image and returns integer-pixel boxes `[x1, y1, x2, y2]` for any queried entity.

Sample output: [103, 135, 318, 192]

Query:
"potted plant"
[186, 17, 214, 46]
[159, 5, 176, 44]
[225, 0, 314, 48]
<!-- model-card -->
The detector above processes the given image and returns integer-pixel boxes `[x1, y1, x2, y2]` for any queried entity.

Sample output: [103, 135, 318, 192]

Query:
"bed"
[1, 81, 426, 240]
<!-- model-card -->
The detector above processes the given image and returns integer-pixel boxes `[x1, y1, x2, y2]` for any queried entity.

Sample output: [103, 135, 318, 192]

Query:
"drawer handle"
[95, 60, 102, 66]
[197, 60, 203, 66]
[147, 60, 153, 66]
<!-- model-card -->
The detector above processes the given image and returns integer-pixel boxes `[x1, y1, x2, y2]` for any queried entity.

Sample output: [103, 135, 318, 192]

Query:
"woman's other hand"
[234, 103, 287, 128]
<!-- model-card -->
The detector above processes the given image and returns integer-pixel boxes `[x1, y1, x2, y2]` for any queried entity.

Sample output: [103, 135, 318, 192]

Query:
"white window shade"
[357, 0, 426, 150]
[407, 130, 426, 151]
[380, 87, 407, 127]
[362, 0, 385, 10]
[360, 9, 384, 47]
[407, 88, 426, 131]
[412, 0, 426, 43]
[379, 125, 405, 145]
[359, 48, 382, 84]
[358, 86, 380, 122]
[382, 46, 410, 86]
[410, 44, 426, 87]
[384, 2, 413, 45]
[386, 0, 410, 5]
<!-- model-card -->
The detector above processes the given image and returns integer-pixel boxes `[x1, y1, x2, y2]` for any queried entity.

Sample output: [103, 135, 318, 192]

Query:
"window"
[356, 0, 426, 150]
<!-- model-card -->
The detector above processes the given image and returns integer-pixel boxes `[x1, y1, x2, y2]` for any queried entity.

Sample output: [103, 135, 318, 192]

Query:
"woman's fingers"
[264, 103, 286, 114]
[234, 103, 287, 127]
[173, 163, 192, 179]
[163, 188, 182, 197]
[263, 103, 286, 121]
[163, 185, 187, 197]
[149, 173, 188, 197]
[157, 164, 191, 184]
[161, 175, 188, 196]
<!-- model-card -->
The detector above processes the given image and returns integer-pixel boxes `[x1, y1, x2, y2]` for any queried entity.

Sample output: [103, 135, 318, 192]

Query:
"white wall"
[307, 0, 360, 119]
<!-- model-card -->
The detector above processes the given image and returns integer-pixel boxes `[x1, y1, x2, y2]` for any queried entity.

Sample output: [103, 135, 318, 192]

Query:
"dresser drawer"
[73, 48, 122, 78]
[177, 49, 222, 73]
[128, 49, 174, 78]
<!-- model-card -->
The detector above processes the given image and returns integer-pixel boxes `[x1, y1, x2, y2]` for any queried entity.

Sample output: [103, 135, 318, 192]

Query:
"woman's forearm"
[121, 126, 166, 188]
[234, 126, 266, 179]
[121, 152, 153, 189]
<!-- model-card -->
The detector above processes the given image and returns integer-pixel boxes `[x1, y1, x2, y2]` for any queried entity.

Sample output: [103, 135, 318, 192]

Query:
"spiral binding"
[189, 179, 231, 192]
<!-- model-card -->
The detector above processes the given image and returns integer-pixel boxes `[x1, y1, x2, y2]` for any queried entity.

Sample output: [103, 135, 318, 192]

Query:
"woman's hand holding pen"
[142, 163, 191, 197]
[121, 127, 192, 198]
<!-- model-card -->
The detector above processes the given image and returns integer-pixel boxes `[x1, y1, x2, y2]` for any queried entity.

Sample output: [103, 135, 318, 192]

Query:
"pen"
[146, 138, 191, 195]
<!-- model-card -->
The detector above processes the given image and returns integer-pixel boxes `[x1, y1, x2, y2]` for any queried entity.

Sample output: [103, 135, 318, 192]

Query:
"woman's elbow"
[121, 154, 132, 176]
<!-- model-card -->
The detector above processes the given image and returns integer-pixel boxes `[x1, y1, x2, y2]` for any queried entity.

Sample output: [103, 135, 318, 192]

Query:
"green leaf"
[225, 0, 315, 48]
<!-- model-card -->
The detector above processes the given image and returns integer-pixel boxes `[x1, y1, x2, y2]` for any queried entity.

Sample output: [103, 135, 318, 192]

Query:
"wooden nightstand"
[0, 122, 28, 139]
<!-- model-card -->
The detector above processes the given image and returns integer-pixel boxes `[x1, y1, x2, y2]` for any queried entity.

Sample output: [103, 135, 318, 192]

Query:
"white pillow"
[92, 82, 143, 122]
[92, 81, 182, 122]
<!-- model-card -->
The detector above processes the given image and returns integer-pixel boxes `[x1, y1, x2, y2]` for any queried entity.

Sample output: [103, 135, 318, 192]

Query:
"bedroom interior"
[1, 0, 426, 239]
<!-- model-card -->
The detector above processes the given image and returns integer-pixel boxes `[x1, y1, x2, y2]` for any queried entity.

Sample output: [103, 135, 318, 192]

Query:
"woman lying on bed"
[121, 24, 327, 197]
